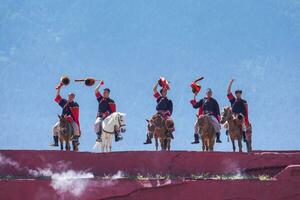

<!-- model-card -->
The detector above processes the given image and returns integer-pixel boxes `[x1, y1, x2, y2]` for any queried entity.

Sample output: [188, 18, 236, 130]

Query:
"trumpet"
[75, 77, 103, 86]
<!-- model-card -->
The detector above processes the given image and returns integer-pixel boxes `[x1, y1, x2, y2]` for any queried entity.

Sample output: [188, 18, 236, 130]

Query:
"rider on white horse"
[190, 88, 222, 144]
[94, 80, 122, 142]
[51, 83, 80, 147]
[144, 78, 173, 144]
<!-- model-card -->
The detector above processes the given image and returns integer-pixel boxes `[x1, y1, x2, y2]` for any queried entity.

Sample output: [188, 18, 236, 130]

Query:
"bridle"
[102, 114, 126, 134]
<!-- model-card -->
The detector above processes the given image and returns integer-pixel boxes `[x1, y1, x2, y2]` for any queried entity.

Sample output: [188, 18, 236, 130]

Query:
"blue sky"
[0, 0, 299, 152]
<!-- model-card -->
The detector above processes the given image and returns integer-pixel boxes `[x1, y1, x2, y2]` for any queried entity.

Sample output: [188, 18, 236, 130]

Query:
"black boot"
[115, 133, 123, 142]
[143, 135, 152, 144]
[170, 133, 174, 139]
[96, 132, 102, 142]
[191, 133, 200, 144]
[50, 136, 59, 147]
[216, 132, 222, 143]
[242, 131, 247, 142]
[226, 130, 229, 136]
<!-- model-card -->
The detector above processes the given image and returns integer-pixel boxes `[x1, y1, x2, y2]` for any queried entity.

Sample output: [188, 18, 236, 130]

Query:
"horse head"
[146, 119, 156, 134]
[115, 112, 127, 133]
[165, 119, 175, 132]
[57, 115, 71, 135]
[220, 106, 232, 124]
[197, 114, 210, 129]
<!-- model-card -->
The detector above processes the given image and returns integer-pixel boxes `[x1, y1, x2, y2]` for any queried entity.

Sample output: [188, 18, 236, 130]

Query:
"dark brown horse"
[57, 115, 78, 151]
[146, 113, 175, 151]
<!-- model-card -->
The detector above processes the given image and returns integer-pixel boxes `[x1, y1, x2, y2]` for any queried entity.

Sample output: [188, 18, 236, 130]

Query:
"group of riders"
[51, 80, 122, 147]
[51, 77, 250, 149]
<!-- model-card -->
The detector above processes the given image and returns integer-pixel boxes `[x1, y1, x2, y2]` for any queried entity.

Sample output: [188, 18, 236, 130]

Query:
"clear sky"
[0, 0, 299, 152]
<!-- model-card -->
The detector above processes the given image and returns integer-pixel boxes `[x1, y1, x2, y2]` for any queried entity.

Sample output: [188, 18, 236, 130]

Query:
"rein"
[102, 114, 126, 134]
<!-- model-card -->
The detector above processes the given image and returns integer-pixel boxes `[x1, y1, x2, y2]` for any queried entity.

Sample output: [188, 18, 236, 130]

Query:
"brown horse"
[220, 107, 243, 152]
[147, 113, 175, 151]
[57, 115, 78, 151]
[197, 114, 216, 151]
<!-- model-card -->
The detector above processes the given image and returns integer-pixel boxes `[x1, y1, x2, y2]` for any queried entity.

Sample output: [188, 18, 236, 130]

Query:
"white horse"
[93, 112, 126, 152]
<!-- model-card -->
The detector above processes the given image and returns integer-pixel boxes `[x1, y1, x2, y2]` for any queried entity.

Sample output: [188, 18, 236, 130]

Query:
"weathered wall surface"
[0, 150, 300, 200]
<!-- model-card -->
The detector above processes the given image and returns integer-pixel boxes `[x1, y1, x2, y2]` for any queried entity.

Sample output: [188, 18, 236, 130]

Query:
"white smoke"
[29, 168, 94, 197]
[0, 153, 20, 168]
[0, 153, 94, 198]
[112, 170, 125, 179]
[50, 170, 94, 197]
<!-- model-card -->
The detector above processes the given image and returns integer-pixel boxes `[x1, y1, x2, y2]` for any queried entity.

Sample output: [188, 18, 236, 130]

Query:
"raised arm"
[56, 86, 61, 97]
[95, 80, 104, 99]
[153, 81, 161, 99]
[95, 80, 104, 93]
[227, 79, 234, 95]
[54, 83, 65, 106]
[153, 81, 159, 94]
[190, 92, 202, 108]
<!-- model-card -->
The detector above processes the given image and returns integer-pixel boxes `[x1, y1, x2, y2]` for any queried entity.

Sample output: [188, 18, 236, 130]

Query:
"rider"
[144, 79, 173, 144]
[227, 79, 249, 142]
[94, 80, 122, 142]
[51, 83, 80, 146]
[190, 88, 222, 144]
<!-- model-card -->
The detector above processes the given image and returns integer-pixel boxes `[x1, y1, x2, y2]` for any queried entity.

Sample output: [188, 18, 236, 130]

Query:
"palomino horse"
[93, 112, 126, 152]
[56, 115, 78, 151]
[147, 113, 175, 151]
[220, 107, 243, 152]
[197, 114, 216, 151]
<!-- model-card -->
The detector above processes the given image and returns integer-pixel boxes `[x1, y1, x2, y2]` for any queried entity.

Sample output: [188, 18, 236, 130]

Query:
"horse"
[56, 115, 78, 151]
[146, 113, 175, 151]
[196, 114, 216, 151]
[93, 112, 126, 152]
[220, 107, 243, 152]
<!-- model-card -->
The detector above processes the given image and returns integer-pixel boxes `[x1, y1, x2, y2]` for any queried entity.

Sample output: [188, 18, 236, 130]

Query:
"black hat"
[104, 88, 110, 93]
[235, 90, 242, 94]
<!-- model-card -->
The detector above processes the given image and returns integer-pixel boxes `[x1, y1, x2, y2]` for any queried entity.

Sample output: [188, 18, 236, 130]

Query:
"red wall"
[0, 150, 300, 200]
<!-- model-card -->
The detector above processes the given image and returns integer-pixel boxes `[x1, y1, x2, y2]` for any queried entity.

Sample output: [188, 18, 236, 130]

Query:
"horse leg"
[164, 139, 168, 150]
[246, 140, 249, 152]
[201, 138, 205, 151]
[155, 137, 158, 151]
[101, 134, 105, 152]
[246, 138, 252, 152]
[209, 139, 214, 151]
[72, 140, 76, 151]
[109, 134, 112, 152]
[238, 138, 242, 152]
[59, 138, 63, 150]
[160, 139, 165, 151]
[66, 141, 70, 151]
[231, 139, 236, 152]
[167, 139, 171, 151]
